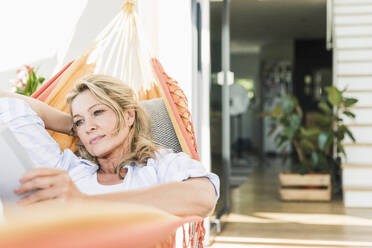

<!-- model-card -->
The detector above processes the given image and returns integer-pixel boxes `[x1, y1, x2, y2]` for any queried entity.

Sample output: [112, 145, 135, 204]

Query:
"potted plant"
[264, 86, 358, 201]
[11, 64, 45, 96]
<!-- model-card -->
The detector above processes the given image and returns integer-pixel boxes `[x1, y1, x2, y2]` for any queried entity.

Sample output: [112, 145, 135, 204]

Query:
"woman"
[0, 74, 219, 217]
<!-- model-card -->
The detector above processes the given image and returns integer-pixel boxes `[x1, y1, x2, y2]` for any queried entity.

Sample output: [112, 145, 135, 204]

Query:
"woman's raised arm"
[0, 91, 73, 135]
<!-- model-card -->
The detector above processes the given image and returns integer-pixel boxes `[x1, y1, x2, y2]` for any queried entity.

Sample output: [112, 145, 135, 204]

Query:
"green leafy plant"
[11, 65, 45, 96]
[264, 86, 358, 174]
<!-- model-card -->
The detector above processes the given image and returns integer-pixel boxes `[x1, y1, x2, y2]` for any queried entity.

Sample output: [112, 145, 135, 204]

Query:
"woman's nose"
[85, 118, 97, 132]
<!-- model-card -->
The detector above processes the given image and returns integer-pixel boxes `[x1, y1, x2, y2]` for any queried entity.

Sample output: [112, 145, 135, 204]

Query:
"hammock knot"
[121, 0, 136, 15]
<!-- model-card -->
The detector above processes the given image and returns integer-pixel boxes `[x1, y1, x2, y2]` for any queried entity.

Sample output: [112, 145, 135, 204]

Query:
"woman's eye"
[94, 110, 105, 116]
[74, 119, 84, 127]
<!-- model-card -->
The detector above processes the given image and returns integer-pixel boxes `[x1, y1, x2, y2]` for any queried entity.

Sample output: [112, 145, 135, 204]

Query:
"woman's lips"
[89, 135, 105, 145]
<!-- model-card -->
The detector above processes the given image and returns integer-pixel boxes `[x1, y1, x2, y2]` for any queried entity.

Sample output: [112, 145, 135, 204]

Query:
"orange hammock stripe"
[151, 58, 199, 161]
[32, 61, 73, 101]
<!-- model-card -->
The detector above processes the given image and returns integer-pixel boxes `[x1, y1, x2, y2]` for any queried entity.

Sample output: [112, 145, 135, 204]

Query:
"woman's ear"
[125, 109, 136, 127]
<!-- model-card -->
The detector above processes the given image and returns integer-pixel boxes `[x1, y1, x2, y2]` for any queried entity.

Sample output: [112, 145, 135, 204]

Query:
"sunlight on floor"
[221, 213, 285, 224]
[221, 212, 372, 226]
[210, 236, 372, 247]
[210, 244, 343, 248]
[254, 212, 372, 226]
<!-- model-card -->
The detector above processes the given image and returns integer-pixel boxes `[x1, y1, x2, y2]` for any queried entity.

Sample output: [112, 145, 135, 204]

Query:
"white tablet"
[0, 123, 35, 202]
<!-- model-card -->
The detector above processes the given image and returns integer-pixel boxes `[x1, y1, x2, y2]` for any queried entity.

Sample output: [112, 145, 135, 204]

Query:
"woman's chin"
[87, 147, 109, 159]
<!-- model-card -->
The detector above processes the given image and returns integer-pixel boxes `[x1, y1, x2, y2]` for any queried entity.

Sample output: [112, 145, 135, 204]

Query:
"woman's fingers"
[17, 187, 64, 206]
[20, 168, 66, 183]
[15, 175, 59, 195]
[16, 170, 83, 205]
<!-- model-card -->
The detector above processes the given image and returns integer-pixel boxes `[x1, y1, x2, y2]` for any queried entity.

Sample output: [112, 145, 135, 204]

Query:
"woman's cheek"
[77, 133, 90, 150]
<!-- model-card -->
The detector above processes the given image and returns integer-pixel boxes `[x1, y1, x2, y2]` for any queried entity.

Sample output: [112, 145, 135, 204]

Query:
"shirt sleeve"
[0, 98, 98, 179]
[0, 98, 62, 168]
[150, 149, 220, 200]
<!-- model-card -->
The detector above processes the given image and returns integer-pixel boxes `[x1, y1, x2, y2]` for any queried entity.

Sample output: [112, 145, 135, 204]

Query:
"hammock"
[30, 1, 203, 247]
[32, 0, 199, 161]
[0, 201, 204, 248]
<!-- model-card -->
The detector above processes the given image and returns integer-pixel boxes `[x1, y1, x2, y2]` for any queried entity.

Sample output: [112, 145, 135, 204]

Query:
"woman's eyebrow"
[88, 103, 105, 111]
[73, 104, 105, 118]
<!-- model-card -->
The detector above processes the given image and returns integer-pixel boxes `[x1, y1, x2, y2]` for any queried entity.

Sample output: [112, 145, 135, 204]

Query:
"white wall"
[333, 0, 372, 208]
[0, 0, 87, 91]
[138, 0, 193, 103]
[58, 0, 123, 69]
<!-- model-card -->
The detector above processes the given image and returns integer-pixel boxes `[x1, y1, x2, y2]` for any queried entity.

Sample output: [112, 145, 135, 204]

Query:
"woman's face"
[71, 90, 135, 158]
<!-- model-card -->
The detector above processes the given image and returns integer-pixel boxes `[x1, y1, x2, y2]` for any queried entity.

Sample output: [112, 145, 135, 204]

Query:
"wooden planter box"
[279, 173, 331, 201]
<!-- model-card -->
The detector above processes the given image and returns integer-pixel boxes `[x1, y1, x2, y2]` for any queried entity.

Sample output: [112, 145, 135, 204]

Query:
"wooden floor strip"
[336, 23, 372, 27]
[335, 3, 372, 7]
[214, 236, 372, 247]
[344, 187, 372, 191]
[335, 12, 372, 16]
[345, 89, 372, 93]
[337, 74, 372, 77]
[337, 59, 372, 63]
[335, 46, 372, 50]
[342, 163, 372, 168]
[336, 34, 372, 39]
[342, 143, 372, 147]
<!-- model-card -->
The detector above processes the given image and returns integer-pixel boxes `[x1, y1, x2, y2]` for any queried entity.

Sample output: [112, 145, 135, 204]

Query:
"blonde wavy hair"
[66, 74, 159, 178]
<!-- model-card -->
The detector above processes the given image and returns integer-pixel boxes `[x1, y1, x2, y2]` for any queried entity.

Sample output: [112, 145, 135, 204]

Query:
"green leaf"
[38, 77, 45, 84]
[297, 163, 307, 174]
[344, 125, 356, 142]
[337, 143, 346, 157]
[16, 88, 25, 95]
[32, 81, 38, 93]
[282, 97, 295, 114]
[344, 98, 358, 107]
[313, 113, 332, 127]
[343, 110, 356, 119]
[311, 151, 320, 168]
[311, 151, 326, 171]
[318, 101, 332, 114]
[300, 139, 315, 151]
[284, 127, 296, 140]
[335, 126, 345, 140]
[300, 127, 320, 137]
[31, 71, 37, 83]
[326, 86, 342, 107]
[289, 114, 301, 130]
[318, 131, 333, 151]
[25, 76, 31, 93]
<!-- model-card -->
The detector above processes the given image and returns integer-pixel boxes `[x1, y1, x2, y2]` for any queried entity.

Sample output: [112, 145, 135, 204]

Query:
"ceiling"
[210, 0, 327, 51]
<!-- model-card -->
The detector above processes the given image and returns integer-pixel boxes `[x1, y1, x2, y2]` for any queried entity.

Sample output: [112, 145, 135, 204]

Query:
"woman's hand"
[14, 168, 85, 205]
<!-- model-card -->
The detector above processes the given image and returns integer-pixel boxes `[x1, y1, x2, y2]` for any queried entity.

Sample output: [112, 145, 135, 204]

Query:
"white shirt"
[0, 98, 219, 199]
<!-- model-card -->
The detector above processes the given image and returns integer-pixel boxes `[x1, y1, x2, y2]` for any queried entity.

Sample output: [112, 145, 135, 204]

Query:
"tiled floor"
[209, 157, 372, 248]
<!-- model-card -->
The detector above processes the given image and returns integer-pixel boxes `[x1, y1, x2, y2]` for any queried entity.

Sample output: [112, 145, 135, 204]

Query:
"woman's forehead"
[71, 90, 104, 114]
